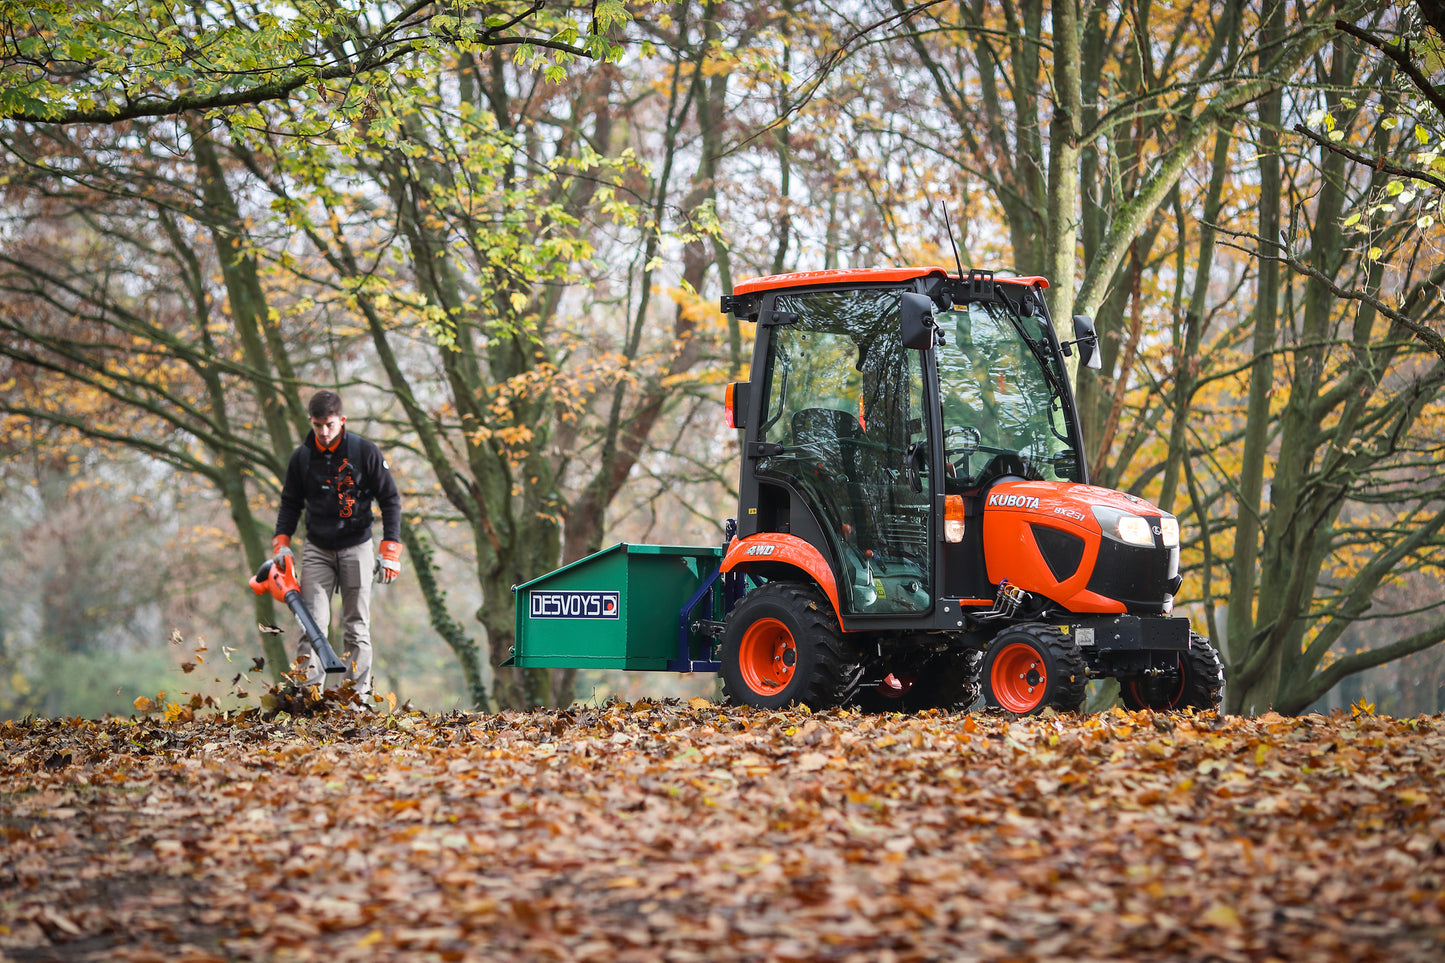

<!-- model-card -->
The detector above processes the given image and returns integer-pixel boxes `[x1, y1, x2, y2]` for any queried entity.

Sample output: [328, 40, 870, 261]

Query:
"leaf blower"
[248, 553, 347, 674]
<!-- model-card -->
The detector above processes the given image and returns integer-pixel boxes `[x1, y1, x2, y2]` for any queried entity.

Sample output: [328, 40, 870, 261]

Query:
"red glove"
[377, 540, 402, 584]
[272, 534, 293, 565]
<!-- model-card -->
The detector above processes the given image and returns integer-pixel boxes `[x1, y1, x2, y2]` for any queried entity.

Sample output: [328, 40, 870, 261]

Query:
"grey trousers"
[296, 539, 375, 696]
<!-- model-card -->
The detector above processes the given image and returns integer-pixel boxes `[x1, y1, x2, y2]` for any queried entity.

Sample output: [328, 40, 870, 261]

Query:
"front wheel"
[720, 582, 860, 710]
[1120, 634, 1224, 711]
[981, 624, 1087, 714]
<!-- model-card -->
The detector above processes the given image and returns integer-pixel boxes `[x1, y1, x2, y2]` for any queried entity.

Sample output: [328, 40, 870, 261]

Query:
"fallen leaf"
[1200, 903, 1242, 930]
[0, 705, 1439, 963]
[795, 751, 829, 771]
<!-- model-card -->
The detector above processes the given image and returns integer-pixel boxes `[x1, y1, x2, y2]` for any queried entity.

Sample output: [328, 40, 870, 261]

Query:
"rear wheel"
[721, 582, 860, 710]
[853, 650, 982, 714]
[1120, 633, 1224, 711]
[981, 624, 1086, 714]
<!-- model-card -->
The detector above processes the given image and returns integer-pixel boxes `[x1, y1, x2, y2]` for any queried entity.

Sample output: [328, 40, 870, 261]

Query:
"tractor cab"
[721, 267, 1093, 630]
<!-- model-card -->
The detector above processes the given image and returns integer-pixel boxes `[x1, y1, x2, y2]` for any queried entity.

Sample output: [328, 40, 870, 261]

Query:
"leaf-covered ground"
[2, 702, 1443, 962]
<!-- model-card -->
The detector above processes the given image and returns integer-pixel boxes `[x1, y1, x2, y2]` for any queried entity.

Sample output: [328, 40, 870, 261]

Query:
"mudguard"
[721, 533, 842, 622]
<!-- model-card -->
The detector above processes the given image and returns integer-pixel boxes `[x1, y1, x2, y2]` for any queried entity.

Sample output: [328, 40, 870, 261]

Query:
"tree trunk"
[399, 519, 489, 711]
[1159, 125, 1234, 514]
[1226, 0, 1286, 715]
[1044, 0, 1083, 329]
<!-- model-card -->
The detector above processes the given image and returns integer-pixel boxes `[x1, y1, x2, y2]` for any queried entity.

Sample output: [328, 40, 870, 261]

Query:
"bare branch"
[1334, 17, 1445, 118]
[720, 0, 950, 157]
[1216, 227, 1445, 360]
[1292, 122, 1445, 192]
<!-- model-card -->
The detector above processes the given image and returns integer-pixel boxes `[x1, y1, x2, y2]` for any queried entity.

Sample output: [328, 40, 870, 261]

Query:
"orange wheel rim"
[991, 642, 1047, 713]
[738, 618, 797, 695]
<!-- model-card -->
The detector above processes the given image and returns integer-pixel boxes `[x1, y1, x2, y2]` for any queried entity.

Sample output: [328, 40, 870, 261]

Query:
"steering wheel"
[943, 424, 982, 458]
[976, 451, 1044, 485]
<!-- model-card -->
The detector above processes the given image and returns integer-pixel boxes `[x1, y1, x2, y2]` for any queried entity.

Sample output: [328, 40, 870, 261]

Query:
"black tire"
[913, 649, 984, 711]
[981, 623, 1087, 714]
[720, 582, 860, 710]
[854, 649, 983, 713]
[1119, 633, 1224, 711]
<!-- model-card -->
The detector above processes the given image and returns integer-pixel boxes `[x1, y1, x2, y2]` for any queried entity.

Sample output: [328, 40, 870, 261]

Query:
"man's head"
[308, 390, 346, 449]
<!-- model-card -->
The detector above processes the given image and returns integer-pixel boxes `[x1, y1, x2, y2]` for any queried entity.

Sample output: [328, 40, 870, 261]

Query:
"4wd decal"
[745, 544, 777, 556]
[529, 590, 620, 619]
[988, 492, 1042, 510]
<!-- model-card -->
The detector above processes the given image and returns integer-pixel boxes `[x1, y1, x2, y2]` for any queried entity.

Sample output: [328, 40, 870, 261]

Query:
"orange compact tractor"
[510, 266, 1223, 714]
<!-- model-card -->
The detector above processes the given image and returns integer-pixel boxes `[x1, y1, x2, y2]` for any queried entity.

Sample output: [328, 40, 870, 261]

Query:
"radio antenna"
[941, 200, 965, 279]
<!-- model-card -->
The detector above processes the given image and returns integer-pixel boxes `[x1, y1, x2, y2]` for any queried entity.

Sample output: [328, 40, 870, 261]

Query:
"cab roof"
[732, 266, 1050, 296]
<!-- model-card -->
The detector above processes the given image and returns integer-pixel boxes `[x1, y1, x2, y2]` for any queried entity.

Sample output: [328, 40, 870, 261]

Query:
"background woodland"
[0, 0, 1442, 717]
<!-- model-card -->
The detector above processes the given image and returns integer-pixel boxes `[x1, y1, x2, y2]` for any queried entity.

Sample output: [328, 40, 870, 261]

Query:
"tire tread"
[981, 623, 1087, 714]
[721, 582, 859, 709]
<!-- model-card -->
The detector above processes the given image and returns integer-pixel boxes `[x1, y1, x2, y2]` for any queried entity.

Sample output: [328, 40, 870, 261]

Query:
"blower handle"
[248, 556, 347, 674]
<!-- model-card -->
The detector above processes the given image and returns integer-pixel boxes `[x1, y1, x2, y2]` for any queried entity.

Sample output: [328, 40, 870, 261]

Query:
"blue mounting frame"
[668, 564, 744, 673]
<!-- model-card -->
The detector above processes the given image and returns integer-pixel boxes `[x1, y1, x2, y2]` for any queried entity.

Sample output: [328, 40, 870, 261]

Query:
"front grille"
[1086, 538, 1179, 613]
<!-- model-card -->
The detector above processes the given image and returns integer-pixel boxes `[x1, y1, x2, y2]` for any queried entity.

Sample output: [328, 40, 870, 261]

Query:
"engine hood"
[980, 481, 1178, 615]
[983, 481, 1167, 528]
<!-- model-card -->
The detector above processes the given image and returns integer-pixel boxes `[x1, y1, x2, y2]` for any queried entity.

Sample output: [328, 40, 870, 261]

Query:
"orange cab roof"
[732, 267, 1050, 295]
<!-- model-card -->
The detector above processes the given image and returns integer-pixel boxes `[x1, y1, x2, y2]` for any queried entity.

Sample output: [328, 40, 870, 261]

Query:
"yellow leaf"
[1200, 903, 1242, 929]
[688, 697, 711, 709]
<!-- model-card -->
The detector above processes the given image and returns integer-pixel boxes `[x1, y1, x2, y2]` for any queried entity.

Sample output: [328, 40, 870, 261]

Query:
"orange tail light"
[945, 495, 966, 542]
[725, 381, 751, 429]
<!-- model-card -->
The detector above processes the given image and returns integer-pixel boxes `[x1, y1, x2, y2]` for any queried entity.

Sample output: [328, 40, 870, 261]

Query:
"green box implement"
[508, 543, 734, 672]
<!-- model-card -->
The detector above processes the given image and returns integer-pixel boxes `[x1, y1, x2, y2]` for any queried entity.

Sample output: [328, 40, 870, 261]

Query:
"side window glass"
[753, 289, 932, 616]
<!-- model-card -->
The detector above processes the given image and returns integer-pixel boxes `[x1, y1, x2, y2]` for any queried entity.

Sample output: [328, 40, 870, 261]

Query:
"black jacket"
[274, 430, 401, 551]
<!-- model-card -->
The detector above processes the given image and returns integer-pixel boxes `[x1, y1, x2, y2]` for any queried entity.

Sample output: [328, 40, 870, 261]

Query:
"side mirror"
[900, 292, 938, 350]
[1072, 314, 1102, 370]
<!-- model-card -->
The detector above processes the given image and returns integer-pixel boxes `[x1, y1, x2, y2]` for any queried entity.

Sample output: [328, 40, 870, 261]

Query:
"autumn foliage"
[3, 702, 1443, 961]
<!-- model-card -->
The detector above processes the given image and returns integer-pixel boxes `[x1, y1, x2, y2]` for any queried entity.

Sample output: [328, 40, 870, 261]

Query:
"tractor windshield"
[755, 287, 932, 616]
[937, 299, 1082, 488]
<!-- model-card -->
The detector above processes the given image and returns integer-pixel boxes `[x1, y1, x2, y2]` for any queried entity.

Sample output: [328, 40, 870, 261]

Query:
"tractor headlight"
[1092, 506, 1156, 546]
[1158, 515, 1180, 547]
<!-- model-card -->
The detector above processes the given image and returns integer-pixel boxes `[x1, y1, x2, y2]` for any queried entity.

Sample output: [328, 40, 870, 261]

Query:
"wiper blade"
[985, 302, 1069, 404]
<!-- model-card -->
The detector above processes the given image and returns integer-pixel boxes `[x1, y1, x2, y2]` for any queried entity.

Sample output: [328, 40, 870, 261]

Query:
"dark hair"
[308, 390, 343, 420]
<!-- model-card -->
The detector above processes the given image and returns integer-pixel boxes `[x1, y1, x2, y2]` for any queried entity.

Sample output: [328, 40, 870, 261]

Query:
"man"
[272, 390, 402, 698]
